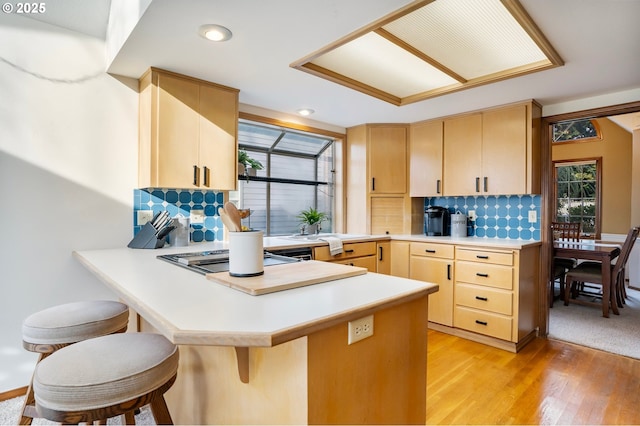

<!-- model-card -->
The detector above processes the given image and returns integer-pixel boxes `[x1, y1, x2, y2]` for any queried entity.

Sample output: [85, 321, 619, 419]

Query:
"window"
[553, 159, 601, 238]
[552, 118, 601, 143]
[232, 119, 336, 236]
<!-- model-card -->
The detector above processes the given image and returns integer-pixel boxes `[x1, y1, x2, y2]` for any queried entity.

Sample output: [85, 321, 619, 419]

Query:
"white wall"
[0, 15, 138, 392]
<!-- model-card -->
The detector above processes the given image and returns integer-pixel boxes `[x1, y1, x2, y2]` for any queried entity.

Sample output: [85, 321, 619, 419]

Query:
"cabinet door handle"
[476, 273, 489, 278]
[378, 246, 383, 261]
[436, 179, 441, 194]
[371, 177, 376, 191]
[475, 320, 488, 326]
[447, 264, 451, 280]
[475, 296, 488, 301]
[476, 255, 489, 259]
[203, 166, 210, 187]
[193, 165, 200, 186]
[483, 177, 488, 192]
[475, 177, 480, 193]
[425, 249, 436, 253]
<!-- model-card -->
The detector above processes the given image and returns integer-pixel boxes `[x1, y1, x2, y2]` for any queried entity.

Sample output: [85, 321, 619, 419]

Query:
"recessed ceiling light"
[199, 24, 232, 42]
[297, 108, 315, 116]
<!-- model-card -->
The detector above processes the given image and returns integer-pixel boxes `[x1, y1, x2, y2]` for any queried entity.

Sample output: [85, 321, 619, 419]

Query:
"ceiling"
[23, 0, 640, 130]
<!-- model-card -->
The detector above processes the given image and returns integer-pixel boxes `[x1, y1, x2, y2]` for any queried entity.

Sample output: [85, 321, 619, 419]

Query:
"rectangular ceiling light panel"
[383, 0, 550, 79]
[311, 32, 459, 98]
[291, 0, 562, 105]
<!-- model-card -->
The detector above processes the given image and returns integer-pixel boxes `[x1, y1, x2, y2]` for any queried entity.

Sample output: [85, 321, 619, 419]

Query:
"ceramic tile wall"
[426, 194, 541, 240]
[133, 189, 224, 242]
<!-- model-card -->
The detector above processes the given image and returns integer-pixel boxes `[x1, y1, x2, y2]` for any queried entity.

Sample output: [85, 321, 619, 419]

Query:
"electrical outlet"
[348, 315, 374, 345]
[468, 210, 476, 221]
[528, 210, 537, 223]
[191, 209, 205, 224]
[137, 210, 154, 226]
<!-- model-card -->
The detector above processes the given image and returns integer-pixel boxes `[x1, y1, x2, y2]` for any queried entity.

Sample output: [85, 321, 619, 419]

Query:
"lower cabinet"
[396, 240, 539, 352]
[313, 241, 378, 272]
[452, 246, 539, 350]
[409, 243, 454, 327]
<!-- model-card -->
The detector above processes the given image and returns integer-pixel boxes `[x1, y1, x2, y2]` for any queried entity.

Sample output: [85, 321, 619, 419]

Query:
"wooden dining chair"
[549, 222, 581, 307]
[564, 226, 639, 316]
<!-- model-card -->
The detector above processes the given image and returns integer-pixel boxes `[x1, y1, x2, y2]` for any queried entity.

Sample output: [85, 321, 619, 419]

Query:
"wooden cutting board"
[206, 260, 367, 295]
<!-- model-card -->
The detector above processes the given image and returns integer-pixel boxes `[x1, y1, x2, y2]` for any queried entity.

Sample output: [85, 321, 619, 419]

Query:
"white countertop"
[390, 234, 541, 249]
[74, 241, 437, 347]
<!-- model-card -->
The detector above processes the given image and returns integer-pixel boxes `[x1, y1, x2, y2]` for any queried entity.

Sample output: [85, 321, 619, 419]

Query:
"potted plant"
[238, 150, 264, 177]
[296, 207, 327, 235]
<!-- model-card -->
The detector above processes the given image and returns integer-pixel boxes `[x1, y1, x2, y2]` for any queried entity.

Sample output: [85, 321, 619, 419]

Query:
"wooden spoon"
[223, 202, 243, 232]
[219, 207, 239, 232]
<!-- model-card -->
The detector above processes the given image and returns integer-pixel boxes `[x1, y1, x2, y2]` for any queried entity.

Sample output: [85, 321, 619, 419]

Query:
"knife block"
[128, 222, 166, 249]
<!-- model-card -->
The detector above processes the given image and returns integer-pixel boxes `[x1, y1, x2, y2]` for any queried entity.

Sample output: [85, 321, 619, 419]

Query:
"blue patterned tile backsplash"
[426, 195, 541, 241]
[133, 189, 224, 242]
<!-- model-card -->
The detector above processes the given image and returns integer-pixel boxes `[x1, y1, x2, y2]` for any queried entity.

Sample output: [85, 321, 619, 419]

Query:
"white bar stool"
[20, 300, 129, 424]
[33, 332, 179, 425]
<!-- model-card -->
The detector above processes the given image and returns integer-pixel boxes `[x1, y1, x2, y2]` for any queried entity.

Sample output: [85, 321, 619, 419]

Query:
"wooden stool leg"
[124, 411, 136, 424]
[20, 353, 49, 425]
[150, 397, 173, 425]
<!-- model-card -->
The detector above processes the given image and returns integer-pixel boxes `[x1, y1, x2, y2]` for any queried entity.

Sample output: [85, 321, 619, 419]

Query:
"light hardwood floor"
[426, 330, 640, 425]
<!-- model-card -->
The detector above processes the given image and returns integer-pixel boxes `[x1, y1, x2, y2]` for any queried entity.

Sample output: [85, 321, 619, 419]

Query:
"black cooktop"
[157, 249, 300, 275]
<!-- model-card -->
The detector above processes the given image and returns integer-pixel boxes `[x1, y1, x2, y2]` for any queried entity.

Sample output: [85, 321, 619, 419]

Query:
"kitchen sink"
[282, 233, 369, 241]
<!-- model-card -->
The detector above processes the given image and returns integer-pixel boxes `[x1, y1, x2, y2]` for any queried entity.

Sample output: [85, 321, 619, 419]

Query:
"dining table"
[553, 240, 621, 317]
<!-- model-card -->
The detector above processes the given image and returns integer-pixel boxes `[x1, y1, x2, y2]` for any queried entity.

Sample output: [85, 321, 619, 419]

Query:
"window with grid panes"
[232, 120, 335, 236]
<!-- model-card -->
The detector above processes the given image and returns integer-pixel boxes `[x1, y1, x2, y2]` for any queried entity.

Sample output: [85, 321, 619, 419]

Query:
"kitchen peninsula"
[74, 238, 438, 425]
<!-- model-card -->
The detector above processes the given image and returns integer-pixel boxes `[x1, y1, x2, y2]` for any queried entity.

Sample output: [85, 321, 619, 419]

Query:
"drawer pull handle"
[475, 320, 488, 326]
[475, 296, 488, 301]
[476, 273, 489, 278]
[476, 255, 489, 259]
[425, 249, 436, 253]
[345, 249, 355, 253]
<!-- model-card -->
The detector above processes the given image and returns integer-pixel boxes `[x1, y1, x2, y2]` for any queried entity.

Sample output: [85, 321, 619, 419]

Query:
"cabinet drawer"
[331, 255, 377, 272]
[455, 283, 512, 315]
[456, 248, 513, 266]
[454, 306, 513, 341]
[313, 241, 376, 261]
[410, 242, 454, 259]
[455, 261, 513, 290]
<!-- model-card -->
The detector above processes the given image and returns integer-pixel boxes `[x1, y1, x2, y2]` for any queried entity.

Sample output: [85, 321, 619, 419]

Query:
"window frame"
[552, 157, 602, 239]
[235, 113, 345, 236]
[552, 118, 602, 144]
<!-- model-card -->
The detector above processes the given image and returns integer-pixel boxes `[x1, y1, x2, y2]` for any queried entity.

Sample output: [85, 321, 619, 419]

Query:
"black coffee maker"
[424, 206, 450, 236]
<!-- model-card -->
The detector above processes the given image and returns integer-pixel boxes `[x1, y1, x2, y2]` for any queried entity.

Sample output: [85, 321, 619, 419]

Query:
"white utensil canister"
[451, 212, 468, 238]
[228, 230, 264, 277]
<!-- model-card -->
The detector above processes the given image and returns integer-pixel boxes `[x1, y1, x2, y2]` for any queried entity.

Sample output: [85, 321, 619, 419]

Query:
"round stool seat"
[34, 333, 179, 414]
[22, 300, 129, 351]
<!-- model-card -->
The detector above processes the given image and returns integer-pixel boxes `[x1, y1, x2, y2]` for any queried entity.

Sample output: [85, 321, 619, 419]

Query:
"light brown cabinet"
[453, 246, 539, 350]
[138, 68, 239, 190]
[392, 239, 539, 352]
[313, 241, 377, 272]
[409, 242, 454, 326]
[410, 120, 444, 197]
[346, 124, 414, 235]
[442, 101, 541, 196]
[376, 241, 391, 275]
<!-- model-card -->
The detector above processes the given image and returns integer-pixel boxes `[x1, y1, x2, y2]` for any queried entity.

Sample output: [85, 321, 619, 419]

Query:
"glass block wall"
[426, 194, 541, 240]
[133, 189, 224, 242]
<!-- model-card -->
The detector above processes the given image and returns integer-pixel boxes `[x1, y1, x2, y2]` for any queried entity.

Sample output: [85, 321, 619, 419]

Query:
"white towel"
[319, 237, 343, 256]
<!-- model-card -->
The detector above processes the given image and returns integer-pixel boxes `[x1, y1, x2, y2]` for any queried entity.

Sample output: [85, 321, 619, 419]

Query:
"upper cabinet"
[409, 120, 444, 197]
[368, 126, 407, 194]
[138, 68, 239, 190]
[346, 124, 415, 235]
[441, 101, 541, 196]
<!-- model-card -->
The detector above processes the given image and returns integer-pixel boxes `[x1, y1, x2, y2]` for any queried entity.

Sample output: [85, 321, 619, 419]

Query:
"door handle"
[436, 179, 441, 194]
[378, 246, 383, 261]
[193, 165, 200, 186]
[475, 177, 480, 193]
[447, 264, 451, 280]
[203, 166, 210, 187]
